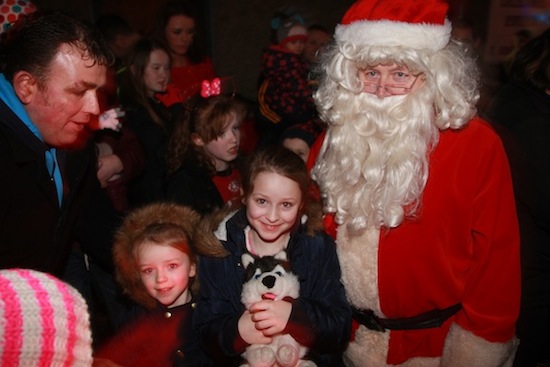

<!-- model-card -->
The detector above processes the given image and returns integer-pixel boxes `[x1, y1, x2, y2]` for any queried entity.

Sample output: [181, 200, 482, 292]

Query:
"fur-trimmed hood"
[112, 202, 222, 309]
[199, 200, 325, 258]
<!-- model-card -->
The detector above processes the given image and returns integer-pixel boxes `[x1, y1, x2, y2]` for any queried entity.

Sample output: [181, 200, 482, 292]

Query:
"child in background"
[194, 146, 352, 366]
[280, 121, 323, 163]
[94, 202, 219, 367]
[257, 15, 320, 147]
[303, 24, 332, 68]
[118, 38, 176, 208]
[165, 84, 247, 215]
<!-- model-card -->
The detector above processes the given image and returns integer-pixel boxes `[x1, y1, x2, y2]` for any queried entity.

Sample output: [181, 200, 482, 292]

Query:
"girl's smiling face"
[245, 171, 302, 253]
[138, 243, 196, 308]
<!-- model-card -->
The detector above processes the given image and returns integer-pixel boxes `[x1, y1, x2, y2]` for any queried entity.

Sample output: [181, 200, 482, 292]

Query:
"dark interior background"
[32, 0, 493, 101]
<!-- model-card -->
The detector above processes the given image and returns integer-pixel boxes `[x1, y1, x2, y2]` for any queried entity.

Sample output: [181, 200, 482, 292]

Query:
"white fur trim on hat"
[335, 18, 452, 52]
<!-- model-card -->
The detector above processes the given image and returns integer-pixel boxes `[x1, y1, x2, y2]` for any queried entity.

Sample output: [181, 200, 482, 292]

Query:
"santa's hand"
[238, 310, 272, 345]
[99, 107, 125, 131]
[249, 299, 292, 337]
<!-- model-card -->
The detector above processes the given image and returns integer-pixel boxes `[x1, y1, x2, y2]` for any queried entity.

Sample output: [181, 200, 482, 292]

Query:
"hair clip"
[200, 78, 221, 98]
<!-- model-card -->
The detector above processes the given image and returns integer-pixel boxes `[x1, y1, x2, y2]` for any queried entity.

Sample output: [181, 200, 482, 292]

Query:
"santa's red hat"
[335, 0, 452, 52]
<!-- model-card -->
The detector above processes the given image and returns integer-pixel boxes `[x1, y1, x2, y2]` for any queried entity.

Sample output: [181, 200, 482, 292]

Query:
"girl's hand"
[238, 310, 272, 345]
[99, 107, 125, 131]
[249, 299, 292, 337]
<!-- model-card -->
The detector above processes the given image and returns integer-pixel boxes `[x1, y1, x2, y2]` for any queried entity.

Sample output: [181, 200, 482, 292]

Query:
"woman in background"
[155, 0, 215, 103]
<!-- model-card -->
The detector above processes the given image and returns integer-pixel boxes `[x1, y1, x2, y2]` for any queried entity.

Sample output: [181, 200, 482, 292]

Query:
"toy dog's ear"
[241, 253, 256, 269]
[274, 251, 288, 261]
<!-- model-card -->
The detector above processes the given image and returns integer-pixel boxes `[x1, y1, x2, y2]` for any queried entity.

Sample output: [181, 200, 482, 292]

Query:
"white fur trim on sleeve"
[335, 18, 452, 52]
[213, 210, 238, 241]
[441, 323, 519, 367]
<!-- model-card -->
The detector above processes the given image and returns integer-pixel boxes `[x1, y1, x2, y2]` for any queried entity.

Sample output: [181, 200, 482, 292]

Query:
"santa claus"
[309, 0, 521, 366]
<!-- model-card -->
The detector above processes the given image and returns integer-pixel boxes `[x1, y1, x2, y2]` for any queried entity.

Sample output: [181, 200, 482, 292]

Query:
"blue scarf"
[0, 74, 63, 206]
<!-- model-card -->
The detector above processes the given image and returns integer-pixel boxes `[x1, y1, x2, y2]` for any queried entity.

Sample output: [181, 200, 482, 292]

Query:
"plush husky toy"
[240, 251, 316, 367]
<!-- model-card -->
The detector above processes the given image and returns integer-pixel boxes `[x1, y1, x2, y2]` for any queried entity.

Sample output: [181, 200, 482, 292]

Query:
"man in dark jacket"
[0, 11, 118, 277]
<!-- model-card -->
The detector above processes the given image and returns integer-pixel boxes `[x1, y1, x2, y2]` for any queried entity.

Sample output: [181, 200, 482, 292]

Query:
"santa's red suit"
[310, 118, 520, 366]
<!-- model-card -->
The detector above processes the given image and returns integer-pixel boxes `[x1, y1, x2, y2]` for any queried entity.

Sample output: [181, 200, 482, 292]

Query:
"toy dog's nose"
[262, 275, 276, 289]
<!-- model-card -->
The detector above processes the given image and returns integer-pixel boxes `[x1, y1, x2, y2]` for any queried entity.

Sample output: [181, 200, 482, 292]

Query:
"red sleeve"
[155, 83, 185, 107]
[306, 131, 325, 203]
[306, 131, 339, 239]
[306, 131, 325, 172]
[454, 121, 520, 341]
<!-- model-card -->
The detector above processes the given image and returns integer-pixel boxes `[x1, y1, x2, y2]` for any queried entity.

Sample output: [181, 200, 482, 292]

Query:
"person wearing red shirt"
[154, 0, 215, 104]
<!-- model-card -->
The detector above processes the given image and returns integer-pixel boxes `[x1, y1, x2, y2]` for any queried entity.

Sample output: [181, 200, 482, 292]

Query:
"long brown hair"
[166, 94, 247, 174]
[119, 38, 171, 127]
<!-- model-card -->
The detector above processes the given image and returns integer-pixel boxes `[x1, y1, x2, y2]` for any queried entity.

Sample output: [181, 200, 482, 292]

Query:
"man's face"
[358, 63, 423, 98]
[24, 44, 106, 148]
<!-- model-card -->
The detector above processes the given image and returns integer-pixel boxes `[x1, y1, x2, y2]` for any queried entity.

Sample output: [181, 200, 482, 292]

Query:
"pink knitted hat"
[0, 269, 93, 367]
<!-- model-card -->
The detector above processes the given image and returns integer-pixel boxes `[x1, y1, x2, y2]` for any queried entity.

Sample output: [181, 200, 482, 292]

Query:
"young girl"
[94, 202, 220, 367]
[118, 38, 175, 208]
[194, 146, 352, 366]
[165, 91, 247, 215]
[257, 15, 321, 147]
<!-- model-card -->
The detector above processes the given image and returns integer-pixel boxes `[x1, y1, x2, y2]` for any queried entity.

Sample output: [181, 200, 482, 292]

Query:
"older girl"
[117, 38, 176, 208]
[165, 91, 247, 215]
[194, 146, 351, 366]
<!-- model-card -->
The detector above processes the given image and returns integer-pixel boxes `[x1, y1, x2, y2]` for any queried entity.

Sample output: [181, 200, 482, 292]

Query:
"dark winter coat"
[194, 208, 352, 366]
[484, 81, 550, 309]
[165, 157, 224, 216]
[258, 46, 318, 128]
[0, 99, 120, 275]
[123, 98, 173, 208]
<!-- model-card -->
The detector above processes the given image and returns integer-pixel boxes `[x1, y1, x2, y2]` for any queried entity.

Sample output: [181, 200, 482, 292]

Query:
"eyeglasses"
[362, 74, 421, 96]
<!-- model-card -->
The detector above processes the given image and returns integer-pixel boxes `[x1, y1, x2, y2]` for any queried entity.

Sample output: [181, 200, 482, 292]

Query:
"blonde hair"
[312, 40, 479, 232]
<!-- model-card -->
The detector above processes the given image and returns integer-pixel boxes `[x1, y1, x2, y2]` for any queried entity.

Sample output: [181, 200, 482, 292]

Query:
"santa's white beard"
[312, 91, 439, 232]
